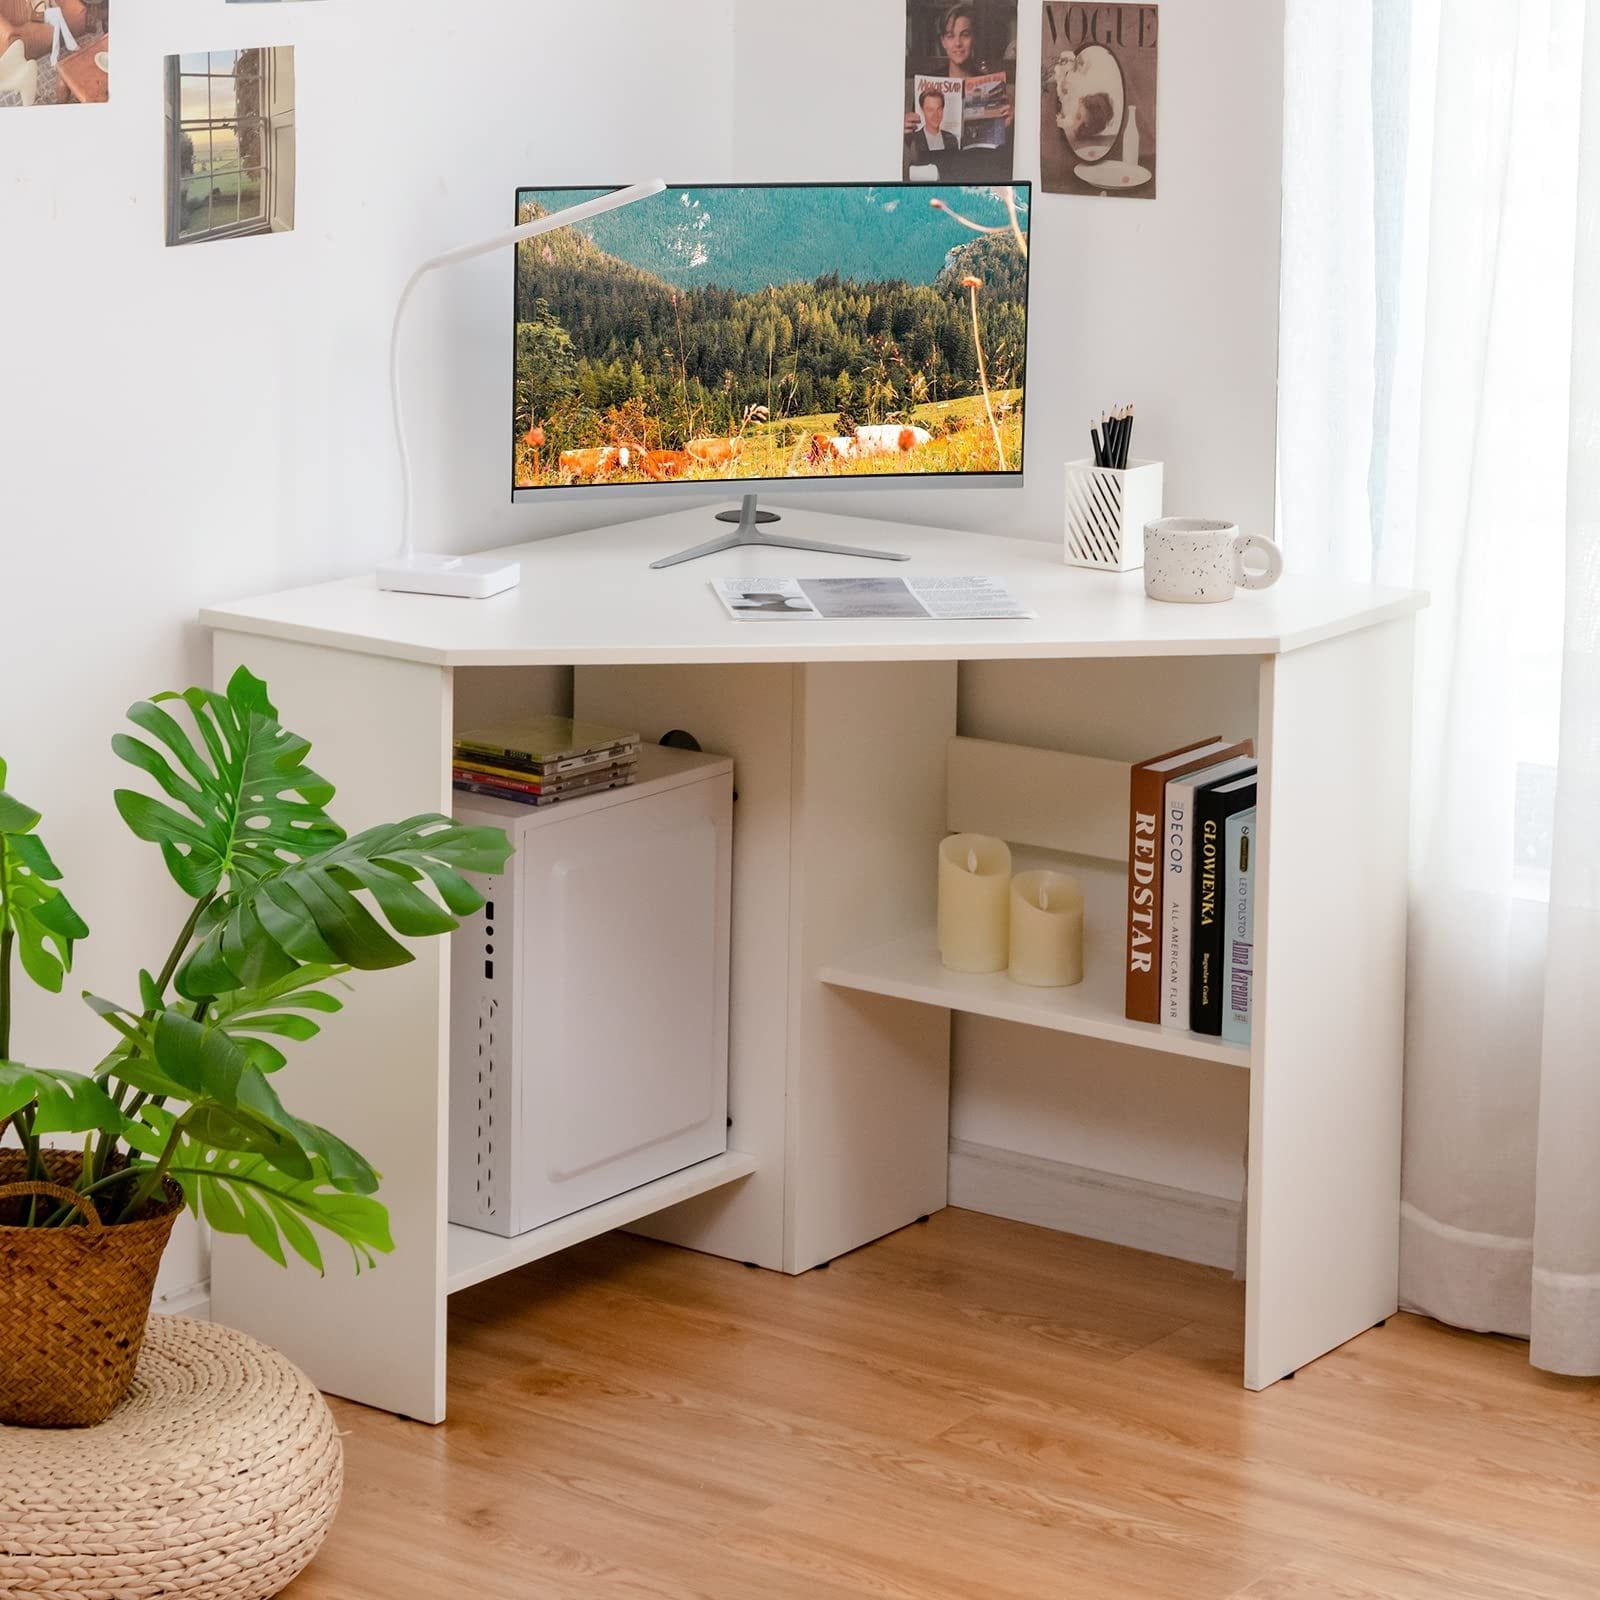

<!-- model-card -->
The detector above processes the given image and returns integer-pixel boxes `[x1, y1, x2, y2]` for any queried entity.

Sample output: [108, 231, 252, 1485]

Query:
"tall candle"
[1008, 870, 1084, 987]
[938, 834, 1011, 973]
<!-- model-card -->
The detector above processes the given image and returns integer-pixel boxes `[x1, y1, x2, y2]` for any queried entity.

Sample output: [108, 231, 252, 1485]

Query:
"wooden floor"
[286, 1209, 1600, 1600]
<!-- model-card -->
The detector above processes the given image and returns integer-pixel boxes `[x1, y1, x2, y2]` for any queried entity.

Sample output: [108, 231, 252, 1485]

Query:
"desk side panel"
[1246, 619, 1413, 1387]
[209, 630, 452, 1422]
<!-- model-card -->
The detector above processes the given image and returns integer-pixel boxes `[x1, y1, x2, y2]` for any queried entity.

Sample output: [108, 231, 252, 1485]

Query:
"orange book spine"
[1125, 765, 1167, 1022]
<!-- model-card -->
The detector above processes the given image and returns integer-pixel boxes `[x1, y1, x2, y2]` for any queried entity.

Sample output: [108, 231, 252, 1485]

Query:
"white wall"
[0, 0, 735, 1300]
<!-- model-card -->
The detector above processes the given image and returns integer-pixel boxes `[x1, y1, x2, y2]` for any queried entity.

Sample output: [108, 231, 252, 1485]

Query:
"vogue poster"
[1040, 2, 1158, 198]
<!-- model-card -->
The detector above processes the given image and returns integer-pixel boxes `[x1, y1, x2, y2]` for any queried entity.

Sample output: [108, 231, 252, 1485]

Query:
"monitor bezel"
[508, 179, 1031, 505]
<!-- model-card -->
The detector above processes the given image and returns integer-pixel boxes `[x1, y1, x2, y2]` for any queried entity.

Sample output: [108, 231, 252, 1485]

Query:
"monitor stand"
[648, 493, 911, 570]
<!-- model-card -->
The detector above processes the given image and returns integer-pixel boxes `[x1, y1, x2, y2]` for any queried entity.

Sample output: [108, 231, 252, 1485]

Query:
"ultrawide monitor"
[511, 181, 1029, 501]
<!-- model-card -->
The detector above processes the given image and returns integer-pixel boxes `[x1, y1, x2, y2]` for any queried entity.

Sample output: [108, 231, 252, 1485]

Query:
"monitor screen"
[511, 181, 1029, 497]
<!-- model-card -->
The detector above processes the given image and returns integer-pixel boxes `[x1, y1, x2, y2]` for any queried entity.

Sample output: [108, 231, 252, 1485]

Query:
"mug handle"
[1233, 533, 1284, 591]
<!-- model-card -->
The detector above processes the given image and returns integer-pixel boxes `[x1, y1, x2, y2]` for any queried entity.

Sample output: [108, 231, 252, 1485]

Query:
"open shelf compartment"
[818, 736, 1251, 1069]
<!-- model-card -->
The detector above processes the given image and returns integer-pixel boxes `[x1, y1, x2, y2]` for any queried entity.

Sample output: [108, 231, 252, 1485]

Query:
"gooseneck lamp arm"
[388, 179, 667, 567]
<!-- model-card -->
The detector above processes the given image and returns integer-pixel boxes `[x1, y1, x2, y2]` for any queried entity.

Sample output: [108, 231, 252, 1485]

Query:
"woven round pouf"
[0, 1317, 342, 1600]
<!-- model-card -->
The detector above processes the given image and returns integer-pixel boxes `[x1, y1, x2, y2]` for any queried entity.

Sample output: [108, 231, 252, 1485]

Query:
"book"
[451, 753, 638, 789]
[1191, 772, 1259, 1036]
[1159, 756, 1256, 1031]
[451, 761, 636, 801]
[1223, 806, 1257, 1046]
[454, 715, 639, 773]
[452, 769, 634, 809]
[454, 745, 638, 782]
[1124, 736, 1254, 1024]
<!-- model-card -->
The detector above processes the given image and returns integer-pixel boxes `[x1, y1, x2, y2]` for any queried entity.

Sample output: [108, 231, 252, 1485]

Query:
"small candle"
[1008, 870, 1084, 987]
[938, 833, 1012, 973]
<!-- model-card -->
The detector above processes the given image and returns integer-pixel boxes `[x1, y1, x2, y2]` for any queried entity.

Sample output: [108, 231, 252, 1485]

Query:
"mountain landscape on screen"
[511, 183, 1029, 490]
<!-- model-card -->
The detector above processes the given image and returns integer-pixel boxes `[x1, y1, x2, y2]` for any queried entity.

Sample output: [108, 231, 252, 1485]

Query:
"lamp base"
[376, 553, 521, 599]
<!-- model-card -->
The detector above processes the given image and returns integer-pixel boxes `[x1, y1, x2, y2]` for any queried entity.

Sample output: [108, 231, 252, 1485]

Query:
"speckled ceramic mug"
[1143, 518, 1284, 604]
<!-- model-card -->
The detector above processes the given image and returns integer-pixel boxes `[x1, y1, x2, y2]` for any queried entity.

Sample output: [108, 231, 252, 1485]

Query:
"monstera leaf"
[112, 667, 345, 901]
[0, 1061, 124, 1134]
[0, 759, 89, 993]
[205, 964, 349, 1073]
[109, 1010, 378, 1194]
[128, 1106, 393, 1272]
[176, 817, 511, 1000]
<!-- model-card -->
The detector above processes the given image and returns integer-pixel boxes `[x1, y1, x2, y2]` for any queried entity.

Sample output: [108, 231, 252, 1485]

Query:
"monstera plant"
[0, 668, 510, 1426]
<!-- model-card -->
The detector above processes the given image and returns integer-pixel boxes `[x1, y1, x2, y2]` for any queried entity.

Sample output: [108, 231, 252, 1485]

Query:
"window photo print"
[0, 0, 110, 109]
[1040, 2, 1158, 197]
[902, 0, 1018, 184]
[164, 47, 295, 246]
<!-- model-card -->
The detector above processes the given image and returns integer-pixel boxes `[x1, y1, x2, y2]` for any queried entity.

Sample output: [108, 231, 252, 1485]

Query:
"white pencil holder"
[1063, 458, 1164, 572]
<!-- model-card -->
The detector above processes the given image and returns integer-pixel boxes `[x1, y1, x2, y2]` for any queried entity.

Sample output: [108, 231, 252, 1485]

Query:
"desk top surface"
[201, 505, 1426, 668]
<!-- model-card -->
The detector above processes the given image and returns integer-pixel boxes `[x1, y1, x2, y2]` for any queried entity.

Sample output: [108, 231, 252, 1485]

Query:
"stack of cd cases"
[452, 716, 640, 808]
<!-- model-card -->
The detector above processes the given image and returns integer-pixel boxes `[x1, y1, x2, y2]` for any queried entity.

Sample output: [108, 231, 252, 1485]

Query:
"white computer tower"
[448, 743, 733, 1237]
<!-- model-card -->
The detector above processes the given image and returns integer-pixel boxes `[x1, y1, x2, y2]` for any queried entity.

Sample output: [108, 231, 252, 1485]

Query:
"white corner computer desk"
[200, 503, 1427, 1423]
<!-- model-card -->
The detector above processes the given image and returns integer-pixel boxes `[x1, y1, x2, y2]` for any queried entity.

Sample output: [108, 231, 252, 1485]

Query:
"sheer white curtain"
[1279, 0, 1600, 1372]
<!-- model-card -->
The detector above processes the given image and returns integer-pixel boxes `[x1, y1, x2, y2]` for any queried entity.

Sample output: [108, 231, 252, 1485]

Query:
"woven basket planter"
[0, 1316, 343, 1600]
[0, 1148, 182, 1428]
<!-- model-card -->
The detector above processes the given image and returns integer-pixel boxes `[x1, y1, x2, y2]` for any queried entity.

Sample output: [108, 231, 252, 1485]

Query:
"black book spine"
[1190, 781, 1257, 1035]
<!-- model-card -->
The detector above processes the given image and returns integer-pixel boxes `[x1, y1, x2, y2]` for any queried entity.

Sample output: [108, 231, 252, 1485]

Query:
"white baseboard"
[154, 1283, 212, 1320]
[948, 1139, 1242, 1271]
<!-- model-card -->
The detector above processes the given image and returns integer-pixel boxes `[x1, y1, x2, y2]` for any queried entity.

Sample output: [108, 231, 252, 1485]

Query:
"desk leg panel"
[209, 631, 452, 1423]
[787, 661, 956, 1271]
[1246, 620, 1413, 1389]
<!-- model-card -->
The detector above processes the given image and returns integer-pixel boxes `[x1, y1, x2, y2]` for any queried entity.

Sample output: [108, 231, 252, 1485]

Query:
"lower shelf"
[446, 1149, 759, 1294]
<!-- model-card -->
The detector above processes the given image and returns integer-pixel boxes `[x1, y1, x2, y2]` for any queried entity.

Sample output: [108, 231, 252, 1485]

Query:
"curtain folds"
[1279, 0, 1598, 1372]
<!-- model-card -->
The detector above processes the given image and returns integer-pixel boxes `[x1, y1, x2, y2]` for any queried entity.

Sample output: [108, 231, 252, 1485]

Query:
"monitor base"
[713, 505, 781, 526]
[650, 494, 910, 569]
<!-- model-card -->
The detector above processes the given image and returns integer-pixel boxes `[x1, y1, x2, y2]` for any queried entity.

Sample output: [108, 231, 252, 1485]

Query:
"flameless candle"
[1008, 870, 1084, 987]
[938, 834, 1012, 973]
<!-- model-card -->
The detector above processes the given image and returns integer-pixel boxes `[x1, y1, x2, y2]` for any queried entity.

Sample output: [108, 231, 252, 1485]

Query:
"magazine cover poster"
[1040, 2, 1158, 197]
[903, 0, 1017, 183]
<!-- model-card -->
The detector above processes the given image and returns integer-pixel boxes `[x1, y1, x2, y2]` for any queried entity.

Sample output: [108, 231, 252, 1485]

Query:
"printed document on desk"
[713, 576, 1035, 621]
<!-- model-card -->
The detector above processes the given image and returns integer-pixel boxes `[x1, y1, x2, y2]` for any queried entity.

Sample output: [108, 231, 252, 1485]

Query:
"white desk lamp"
[378, 179, 667, 598]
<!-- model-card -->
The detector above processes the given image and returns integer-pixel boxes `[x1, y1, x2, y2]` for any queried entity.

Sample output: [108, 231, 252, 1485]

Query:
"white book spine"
[1223, 809, 1256, 1045]
[1159, 783, 1196, 1029]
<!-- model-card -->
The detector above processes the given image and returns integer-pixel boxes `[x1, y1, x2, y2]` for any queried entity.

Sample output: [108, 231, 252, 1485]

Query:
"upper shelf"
[201, 505, 1427, 669]
[818, 853, 1249, 1069]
